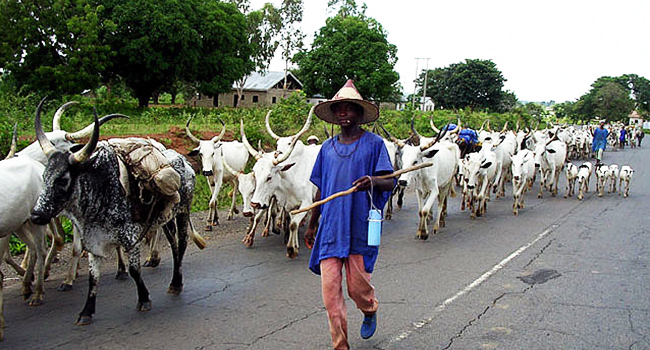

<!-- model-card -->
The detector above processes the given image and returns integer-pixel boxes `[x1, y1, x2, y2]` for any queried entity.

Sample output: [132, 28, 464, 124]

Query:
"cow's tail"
[188, 217, 207, 250]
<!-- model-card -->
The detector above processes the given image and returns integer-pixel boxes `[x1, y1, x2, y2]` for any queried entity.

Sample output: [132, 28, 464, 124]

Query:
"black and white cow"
[30, 101, 197, 326]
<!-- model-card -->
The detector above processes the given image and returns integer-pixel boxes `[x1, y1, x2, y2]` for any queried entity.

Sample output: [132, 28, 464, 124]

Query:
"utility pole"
[421, 58, 430, 111]
[413, 58, 430, 109]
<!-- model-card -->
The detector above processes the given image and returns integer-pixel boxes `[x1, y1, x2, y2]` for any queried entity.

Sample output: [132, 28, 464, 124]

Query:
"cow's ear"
[481, 161, 492, 169]
[547, 149, 557, 154]
[281, 163, 296, 171]
[188, 148, 200, 157]
[423, 149, 440, 158]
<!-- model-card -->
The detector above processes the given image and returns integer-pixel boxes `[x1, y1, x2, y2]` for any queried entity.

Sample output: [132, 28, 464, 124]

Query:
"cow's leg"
[1, 236, 25, 276]
[143, 229, 161, 268]
[286, 212, 307, 259]
[243, 209, 265, 247]
[432, 189, 448, 235]
[125, 245, 151, 311]
[397, 185, 405, 210]
[76, 253, 102, 325]
[165, 215, 188, 294]
[624, 180, 630, 198]
[206, 177, 220, 229]
[115, 246, 129, 280]
[267, 197, 279, 236]
[43, 219, 64, 279]
[385, 192, 394, 220]
[227, 179, 240, 220]
[15, 223, 47, 306]
[59, 226, 82, 291]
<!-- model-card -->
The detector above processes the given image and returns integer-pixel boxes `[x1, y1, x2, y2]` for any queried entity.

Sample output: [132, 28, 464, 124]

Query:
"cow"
[465, 146, 498, 219]
[533, 134, 567, 198]
[186, 115, 250, 229]
[510, 149, 535, 215]
[595, 164, 610, 197]
[30, 101, 198, 326]
[564, 162, 579, 198]
[245, 108, 317, 258]
[397, 127, 458, 239]
[618, 165, 634, 198]
[576, 162, 593, 200]
[607, 164, 619, 194]
[0, 155, 51, 341]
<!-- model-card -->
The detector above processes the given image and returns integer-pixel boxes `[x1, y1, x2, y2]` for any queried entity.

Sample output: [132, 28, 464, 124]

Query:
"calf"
[607, 164, 619, 193]
[576, 162, 593, 200]
[510, 149, 535, 215]
[595, 164, 609, 197]
[564, 162, 579, 198]
[30, 103, 197, 326]
[618, 165, 634, 198]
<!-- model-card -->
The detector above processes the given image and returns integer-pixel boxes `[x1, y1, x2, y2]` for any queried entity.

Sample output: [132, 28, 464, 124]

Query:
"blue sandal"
[360, 313, 377, 339]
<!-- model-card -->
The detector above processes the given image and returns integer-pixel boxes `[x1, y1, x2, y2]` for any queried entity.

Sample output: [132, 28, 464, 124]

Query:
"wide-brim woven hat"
[314, 79, 379, 125]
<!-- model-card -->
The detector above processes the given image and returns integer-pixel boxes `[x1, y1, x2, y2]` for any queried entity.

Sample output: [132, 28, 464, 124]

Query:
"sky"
[251, 0, 650, 103]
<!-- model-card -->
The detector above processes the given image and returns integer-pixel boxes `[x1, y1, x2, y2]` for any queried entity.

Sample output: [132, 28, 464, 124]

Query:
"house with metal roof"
[190, 71, 303, 107]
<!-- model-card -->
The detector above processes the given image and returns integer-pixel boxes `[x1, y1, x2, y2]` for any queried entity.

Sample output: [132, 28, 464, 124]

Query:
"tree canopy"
[418, 59, 512, 112]
[293, 3, 399, 102]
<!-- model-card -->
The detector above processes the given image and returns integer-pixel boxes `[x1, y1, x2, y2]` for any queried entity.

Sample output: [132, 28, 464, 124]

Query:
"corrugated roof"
[232, 71, 302, 91]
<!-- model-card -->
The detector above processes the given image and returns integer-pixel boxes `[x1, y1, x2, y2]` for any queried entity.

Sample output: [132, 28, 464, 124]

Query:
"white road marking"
[389, 224, 557, 344]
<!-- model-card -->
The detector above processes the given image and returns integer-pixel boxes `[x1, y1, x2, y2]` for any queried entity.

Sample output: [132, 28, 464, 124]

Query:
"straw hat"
[314, 79, 379, 125]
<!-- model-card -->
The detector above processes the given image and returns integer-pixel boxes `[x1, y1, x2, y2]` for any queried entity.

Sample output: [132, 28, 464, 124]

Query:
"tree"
[102, 0, 252, 107]
[0, 0, 114, 97]
[293, 2, 399, 102]
[419, 59, 507, 111]
[593, 81, 634, 122]
[279, 0, 305, 91]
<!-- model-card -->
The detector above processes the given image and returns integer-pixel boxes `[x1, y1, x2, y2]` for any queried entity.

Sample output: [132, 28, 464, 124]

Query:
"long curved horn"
[69, 108, 100, 165]
[52, 101, 79, 131]
[273, 106, 314, 165]
[429, 115, 441, 134]
[420, 123, 449, 151]
[257, 140, 264, 154]
[265, 110, 281, 140]
[545, 131, 559, 146]
[487, 120, 492, 132]
[221, 155, 239, 177]
[448, 118, 461, 135]
[381, 124, 404, 147]
[65, 114, 129, 141]
[185, 114, 201, 144]
[515, 120, 520, 133]
[410, 115, 421, 138]
[501, 121, 509, 133]
[210, 117, 226, 143]
[240, 120, 262, 160]
[35, 97, 56, 157]
[479, 120, 487, 132]
[5, 122, 18, 159]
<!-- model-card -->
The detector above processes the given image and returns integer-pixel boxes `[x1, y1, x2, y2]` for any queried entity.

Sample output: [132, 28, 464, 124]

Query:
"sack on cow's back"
[108, 138, 180, 196]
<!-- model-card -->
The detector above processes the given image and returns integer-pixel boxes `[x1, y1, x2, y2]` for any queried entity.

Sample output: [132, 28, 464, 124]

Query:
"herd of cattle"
[0, 100, 639, 341]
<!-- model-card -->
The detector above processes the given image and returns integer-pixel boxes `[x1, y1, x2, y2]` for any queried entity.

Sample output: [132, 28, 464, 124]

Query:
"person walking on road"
[304, 79, 395, 350]
[620, 126, 627, 149]
[592, 121, 609, 164]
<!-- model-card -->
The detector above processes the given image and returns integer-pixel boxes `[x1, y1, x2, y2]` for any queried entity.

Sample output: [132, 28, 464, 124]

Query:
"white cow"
[245, 108, 318, 258]
[397, 130, 459, 239]
[595, 164, 610, 197]
[510, 149, 535, 215]
[607, 164, 619, 194]
[618, 165, 634, 198]
[186, 116, 250, 228]
[465, 147, 498, 219]
[576, 162, 593, 200]
[564, 162, 579, 198]
[0, 156, 50, 341]
[534, 135, 567, 198]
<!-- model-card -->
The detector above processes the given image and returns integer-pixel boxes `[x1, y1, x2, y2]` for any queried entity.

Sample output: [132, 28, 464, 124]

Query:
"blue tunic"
[309, 131, 394, 275]
[592, 127, 608, 152]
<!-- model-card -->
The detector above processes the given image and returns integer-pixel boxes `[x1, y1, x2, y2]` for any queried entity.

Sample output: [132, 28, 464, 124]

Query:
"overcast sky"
[252, 0, 650, 103]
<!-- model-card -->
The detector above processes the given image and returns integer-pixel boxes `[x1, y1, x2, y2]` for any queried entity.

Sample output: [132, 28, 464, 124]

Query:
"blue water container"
[367, 209, 382, 246]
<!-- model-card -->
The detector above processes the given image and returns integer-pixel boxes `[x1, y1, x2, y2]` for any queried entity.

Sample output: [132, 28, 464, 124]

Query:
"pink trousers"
[320, 255, 378, 350]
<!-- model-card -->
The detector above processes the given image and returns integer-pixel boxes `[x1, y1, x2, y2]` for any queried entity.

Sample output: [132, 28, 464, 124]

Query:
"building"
[190, 71, 303, 107]
[628, 110, 644, 127]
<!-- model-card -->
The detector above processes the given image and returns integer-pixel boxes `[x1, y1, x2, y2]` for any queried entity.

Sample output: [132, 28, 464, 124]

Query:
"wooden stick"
[290, 162, 433, 215]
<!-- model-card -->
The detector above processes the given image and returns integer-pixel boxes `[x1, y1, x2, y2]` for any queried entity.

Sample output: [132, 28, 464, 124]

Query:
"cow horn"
[420, 123, 449, 151]
[210, 117, 226, 144]
[221, 154, 239, 177]
[479, 120, 487, 132]
[240, 120, 262, 160]
[35, 97, 56, 157]
[5, 122, 18, 159]
[257, 140, 264, 154]
[545, 131, 559, 146]
[65, 114, 128, 141]
[52, 101, 79, 131]
[69, 108, 100, 165]
[381, 124, 404, 147]
[410, 115, 421, 138]
[185, 114, 201, 144]
[265, 110, 281, 140]
[515, 120, 520, 133]
[429, 116, 441, 134]
[501, 121, 509, 133]
[273, 105, 314, 165]
[487, 120, 492, 132]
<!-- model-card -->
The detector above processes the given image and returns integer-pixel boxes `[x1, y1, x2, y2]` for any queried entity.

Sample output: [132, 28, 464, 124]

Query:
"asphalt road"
[2, 145, 648, 350]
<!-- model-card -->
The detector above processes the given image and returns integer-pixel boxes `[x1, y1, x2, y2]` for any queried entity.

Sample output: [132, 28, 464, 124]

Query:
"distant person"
[620, 126, 627, 149]
[304, 79, 394, 350]
[591, 121, 608, 164]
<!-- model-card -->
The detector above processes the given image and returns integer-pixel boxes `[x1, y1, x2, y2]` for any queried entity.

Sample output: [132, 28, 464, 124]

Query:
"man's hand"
[353, 176, 373, 192]
[304, 226, 316, 249]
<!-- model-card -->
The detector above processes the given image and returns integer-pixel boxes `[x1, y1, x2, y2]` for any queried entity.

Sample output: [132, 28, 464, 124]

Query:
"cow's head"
[31, 99, 102, 225]
[186, 115, 226, 177]
[465, 153, 492, 190]
[511, 150, 532, 182]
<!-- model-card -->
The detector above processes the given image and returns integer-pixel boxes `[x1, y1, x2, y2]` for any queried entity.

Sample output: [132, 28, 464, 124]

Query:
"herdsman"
[304, 80, 395, 350]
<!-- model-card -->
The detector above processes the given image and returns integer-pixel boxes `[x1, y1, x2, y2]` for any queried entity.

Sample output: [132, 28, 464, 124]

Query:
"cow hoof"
[168, 284, 183, 295]
[57, 283, 73, 292]
[29, 297, 43, 306]
[286, 248, 298, 259]
[385, 214, 392, 220]
[262, 229, 270, 237]
[75, 316, 93, 326]
[144, 257, 161, 268]
[137, 300, 152, 311]
[598, 193, 602, 197]
[115, 271, 129, 280]
[204, 225, 213, 231]
[419, 234, 429, 241]
[22, 290, 32, 301]
[563, 194, 568, 198]
[242, 237, 254, 247]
